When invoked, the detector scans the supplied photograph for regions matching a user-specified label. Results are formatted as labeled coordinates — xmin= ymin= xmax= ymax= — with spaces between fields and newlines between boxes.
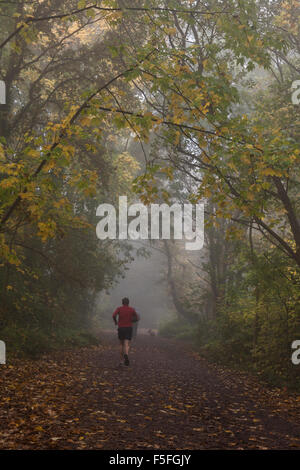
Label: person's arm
xmin=133 ymin=309 xmax=140 ymax=322
xmin=112 ymin=308 xmax=119 ymax=326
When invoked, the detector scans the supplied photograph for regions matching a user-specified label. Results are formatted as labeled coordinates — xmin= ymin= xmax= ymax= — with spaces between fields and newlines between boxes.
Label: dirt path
xmin=0 ymin=333 xmax=300 ymax=450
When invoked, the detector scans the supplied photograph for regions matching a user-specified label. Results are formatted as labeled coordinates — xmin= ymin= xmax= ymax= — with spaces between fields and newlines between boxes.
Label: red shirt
xmin=113 ymin=306 xmax=138 ymax=327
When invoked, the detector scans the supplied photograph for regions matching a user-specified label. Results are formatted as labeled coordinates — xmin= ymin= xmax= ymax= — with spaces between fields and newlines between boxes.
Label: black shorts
xmin=118 ymin=327 xmax=133 ymax=341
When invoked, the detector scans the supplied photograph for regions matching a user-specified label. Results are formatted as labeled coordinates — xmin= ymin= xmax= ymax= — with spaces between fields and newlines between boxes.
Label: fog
xmin=96 ymin=242 xmax=175 ymax=330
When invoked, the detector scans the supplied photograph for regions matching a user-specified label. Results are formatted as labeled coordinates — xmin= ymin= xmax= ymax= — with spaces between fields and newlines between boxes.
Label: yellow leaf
xmin=35 ymin=426 xmax=44 ymax=432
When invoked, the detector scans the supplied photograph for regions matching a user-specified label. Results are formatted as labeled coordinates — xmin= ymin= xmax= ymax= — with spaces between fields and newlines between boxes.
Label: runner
xmin=112 ymin=297 xmax=139 ymax=366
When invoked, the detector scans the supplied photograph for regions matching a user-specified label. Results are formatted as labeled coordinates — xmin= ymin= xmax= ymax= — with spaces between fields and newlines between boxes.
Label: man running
xmin=112 ymin=297 xmax=139 ymax=366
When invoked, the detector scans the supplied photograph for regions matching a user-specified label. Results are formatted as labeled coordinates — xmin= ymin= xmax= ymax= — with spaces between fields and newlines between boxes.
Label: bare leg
xmin=124 ymin=339 xmax=130 ymax=356
xmin=119 ymin=340 xmax=124 ymax=360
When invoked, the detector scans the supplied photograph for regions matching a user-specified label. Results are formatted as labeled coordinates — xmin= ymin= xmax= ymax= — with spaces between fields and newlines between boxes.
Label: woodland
xmin=0 ymin=0 xmax=299 ymax=390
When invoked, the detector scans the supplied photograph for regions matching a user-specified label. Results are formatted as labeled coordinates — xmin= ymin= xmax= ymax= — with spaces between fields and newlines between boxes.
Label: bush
xmin=159 ymin=317 xmax=196 ymax=341
xmin=0 ymin=326 xmax=52 ymax=358
xmin=0 ymin=325 xmax=100 ymax=359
